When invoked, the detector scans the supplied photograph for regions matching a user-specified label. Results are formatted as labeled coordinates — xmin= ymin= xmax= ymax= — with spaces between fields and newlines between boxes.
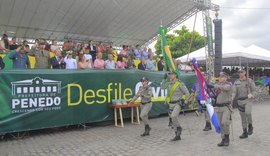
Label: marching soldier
xmin=208 ymin=72 xmax=232 ymax=147
xmin=162 ymin=71 xmax=190 ymax=141
xmin=130 ymin=77 xmax=153 ymax=137
xmin=232 ymin=69 xmax=256 ymax=139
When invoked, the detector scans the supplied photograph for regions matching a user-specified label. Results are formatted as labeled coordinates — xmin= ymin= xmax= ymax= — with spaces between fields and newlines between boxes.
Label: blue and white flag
xmin=191 ymin=58 xmax=221 ymax=134
xmin=205 ymin=99 xmax=221 ymax=133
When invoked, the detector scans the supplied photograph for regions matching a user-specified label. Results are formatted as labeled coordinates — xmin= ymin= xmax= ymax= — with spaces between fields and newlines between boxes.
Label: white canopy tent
xmin=177 ymin=44 xmax=270 ymax=67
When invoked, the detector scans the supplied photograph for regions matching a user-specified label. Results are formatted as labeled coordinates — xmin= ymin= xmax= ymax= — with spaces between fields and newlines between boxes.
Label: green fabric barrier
xmin=0 ymin=69 xmax=196 ymax=134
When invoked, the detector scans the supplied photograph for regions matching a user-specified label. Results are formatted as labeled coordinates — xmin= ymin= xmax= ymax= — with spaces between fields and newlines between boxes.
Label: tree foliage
xmin=155 ymin=26 xmax=205 ymax=58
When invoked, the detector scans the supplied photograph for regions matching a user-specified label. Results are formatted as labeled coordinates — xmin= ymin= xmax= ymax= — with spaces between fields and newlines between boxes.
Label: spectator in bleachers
xmin=62 ymin=40 xmax=71 ymax=53
xmin=141 ymin=47 xmax=148 ymax=60
xmin=24 ymin=44 xmax=30 ymax=54
xmin=111 ymin=47 xmax=118 ymax=62
xmin=127 ymin=45 xmax=134 ymax=56
xmin=9 ymin=46 xmax=30 ymax=69
xmin=28 ymin=39 xmax=51 ymax=69
xmin=116 ymin=55 xmax=126 ymax=69
xmin=64 ymin=51 xmax=77 ymax=69
xmin=50 ymin=49 xmax=65 ymax=69
xmin=77 ymin=53 xmax=90 ymax=69
xmin=0 ymin=34 xmax=10 ymax=54
xmin=138 ymin=57 xmax=147 ymax=70
xmin=50 ymin=40 xmax=59 ymax=53
xmin=105 ymin=54 xmax=115 ymax=69
xmin=157 ymin=56 xmax=164 ymax=71
xmin=96 ymin=42 xmax=104 ymax=53
xmin=146 ymin=53 xmax=156 ymax=71
xmin=82 ymin=48 xmax=93 ymax=69
xmin=75 ymin=43 xmax=83 ymax=56
xmin=31 ymin=39 xmax=39 ymax=51
xmin=133 ymin=45 xmax=141 ymax=60
xmin=94 ymin=52 xmax=105 ymax=69
xmin=22 ymin=40 xmax=28 ymax=46
xmin=126 ymin=54 xmax=134 ymax=69
xmin=119 ymin=45 xmax=127 ymax=57
xmin=88 ymin=40 xmax=97 ymax=62
xmin=103 ymin=45 xmax=111 ymax=60
xmin=9 ymin=37 xmax=18 ymax=50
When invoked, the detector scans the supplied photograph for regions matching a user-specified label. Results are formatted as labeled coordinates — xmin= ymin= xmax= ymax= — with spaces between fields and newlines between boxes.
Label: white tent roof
xmin=177 ymin=44 xmax=270 ymax=66
xmin=0 ymin=0 xmax=211 ymax=46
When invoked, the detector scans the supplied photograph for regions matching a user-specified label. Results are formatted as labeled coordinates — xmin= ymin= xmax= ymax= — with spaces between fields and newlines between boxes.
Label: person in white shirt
xmin=105 ymin=54 xmax=116 ymax=69
xmin=82 ymin=48 xmax=93 ymax=69
xmin=64 ymin=51 xmax=77 ymax=69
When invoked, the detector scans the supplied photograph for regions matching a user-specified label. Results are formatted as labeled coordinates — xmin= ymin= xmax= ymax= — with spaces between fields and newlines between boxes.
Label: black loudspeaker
xmin=213 ymin=19 xmax=222 ymax=77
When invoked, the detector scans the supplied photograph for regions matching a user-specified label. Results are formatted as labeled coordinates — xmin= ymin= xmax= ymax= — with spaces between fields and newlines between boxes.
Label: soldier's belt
xmin=237 ymin=105 xmax=245 ymax=112
xmin=141 ymin=101 xmax=151 ymax=105
xmin=238 ymin=97 xmax=248 ymax=100
xmin=215 ymin=102 xmax=230 ymax=107
xmin=169 ymin=100 xmax=180 ymax=104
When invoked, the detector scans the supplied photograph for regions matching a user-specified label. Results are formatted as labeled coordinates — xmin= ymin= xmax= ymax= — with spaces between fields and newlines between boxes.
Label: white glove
xmin=200 ymin=100 xmax=206 ymax=105
xmin=248 ymin=94 xmax=254 ymax=99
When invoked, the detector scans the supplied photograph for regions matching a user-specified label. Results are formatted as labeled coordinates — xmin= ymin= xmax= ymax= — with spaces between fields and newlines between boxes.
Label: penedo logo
xmin=11 ymin=77 xmax=62 ymax=114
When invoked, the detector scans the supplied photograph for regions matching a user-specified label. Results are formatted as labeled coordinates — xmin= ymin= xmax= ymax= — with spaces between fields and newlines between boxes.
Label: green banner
xmin=0 ymin=70 xmax=196 ymax=134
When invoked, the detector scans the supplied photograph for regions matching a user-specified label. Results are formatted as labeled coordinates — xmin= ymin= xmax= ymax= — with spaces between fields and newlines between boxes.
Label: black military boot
xmin=217 ymin=135 xmax=230 ymax=147
xmin=217 ymin=139 xmax=225 ymax=147
xmin=223 ymin=135 xmax=230 ymax=146
xmin=203 ymin=122 xmax=212 ymax=131
xmin=141 ymin=125 xmax=151 ymax=137
xmin=248 ymin=124 xmax=253 ymax=135
xmin=171 ymin=127 xmax=182 ymax=141
xmin=239 ymin=128 xmax=248 ymax=139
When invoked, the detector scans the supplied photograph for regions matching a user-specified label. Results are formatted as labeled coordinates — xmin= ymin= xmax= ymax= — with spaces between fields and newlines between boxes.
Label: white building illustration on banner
xmin=11 ymin=77 xmax=61 ymax=96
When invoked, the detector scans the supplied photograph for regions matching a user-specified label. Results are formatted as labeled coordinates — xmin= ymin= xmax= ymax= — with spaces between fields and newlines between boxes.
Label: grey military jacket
xmin=161 ymin=79 xmax=190 ymax=104
xmin=132 ymin=85 xmax=152 ymax=104
xmin=232 ymin=78 xmax=256 ymax=100
xmin=213 ymin=81 xmax=232 ymax=104
xmin=29 ymin=49 xmax=51 ymax=69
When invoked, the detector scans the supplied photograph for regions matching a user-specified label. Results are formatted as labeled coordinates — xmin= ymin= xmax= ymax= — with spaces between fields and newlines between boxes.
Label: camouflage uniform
xmin=213 ymin=80 xmax=232 ymax=146
xmin=162 ymin=79 xmax=190 ymax=141
xmin=30 ymin=49 xmax=51 ymax=69
xmin=232 ymin=77 xmax=256 ymax=138
xmin=132 ymin=85 xmax=153 ymax=126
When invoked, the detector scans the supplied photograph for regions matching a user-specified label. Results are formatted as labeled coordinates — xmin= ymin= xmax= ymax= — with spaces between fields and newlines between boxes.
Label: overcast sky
xmin=150 ymin=0 xmax=270 ymax=51
xmin=213 ymin=0 xmax=270 ymax=50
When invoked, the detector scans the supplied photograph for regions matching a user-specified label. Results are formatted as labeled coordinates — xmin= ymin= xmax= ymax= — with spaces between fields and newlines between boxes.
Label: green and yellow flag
xmin=158 ymin=26 xmax=180 ymax=76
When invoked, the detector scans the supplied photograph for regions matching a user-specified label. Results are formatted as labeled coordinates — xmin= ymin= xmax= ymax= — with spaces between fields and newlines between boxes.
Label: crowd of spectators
xmin=223 ymin=67 xmax=270 ymax=79
xmin=0 ymin=34 xmax=166 ymax=71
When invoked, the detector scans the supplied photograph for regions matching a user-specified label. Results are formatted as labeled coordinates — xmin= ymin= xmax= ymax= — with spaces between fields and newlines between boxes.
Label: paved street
xmin=1 ymin=99 xmax=270 ymax=156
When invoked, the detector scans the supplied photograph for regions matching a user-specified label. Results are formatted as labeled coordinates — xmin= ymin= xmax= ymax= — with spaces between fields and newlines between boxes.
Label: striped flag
xmin=158 ymin=26 xmax=180 ymax=76
xmin=191 ymin=58 xmax=221 ymax=133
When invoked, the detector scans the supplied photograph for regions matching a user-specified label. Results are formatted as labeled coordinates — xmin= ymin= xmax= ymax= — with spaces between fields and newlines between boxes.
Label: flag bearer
xmin=130 ymin=77 xmax=153 ymax=137
xmin=208 ymin=72 xmax=232 ymax=146
xmin=162 ymin=71 xmax=190 ymax=141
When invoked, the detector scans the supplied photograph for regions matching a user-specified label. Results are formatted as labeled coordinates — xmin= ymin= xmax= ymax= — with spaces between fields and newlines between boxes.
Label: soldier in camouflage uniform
xmin=162 ymin=71 xmax=190 ymax=141
xmin=29 ymin=39 xmax=51 ymax=69
xmin=208 ymin=72 xmax=232 ymax=146
xmin=232 ymin=69 xmax=256 ymax=139
xmin=130 ymin=77 xmax=153 ymax=136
